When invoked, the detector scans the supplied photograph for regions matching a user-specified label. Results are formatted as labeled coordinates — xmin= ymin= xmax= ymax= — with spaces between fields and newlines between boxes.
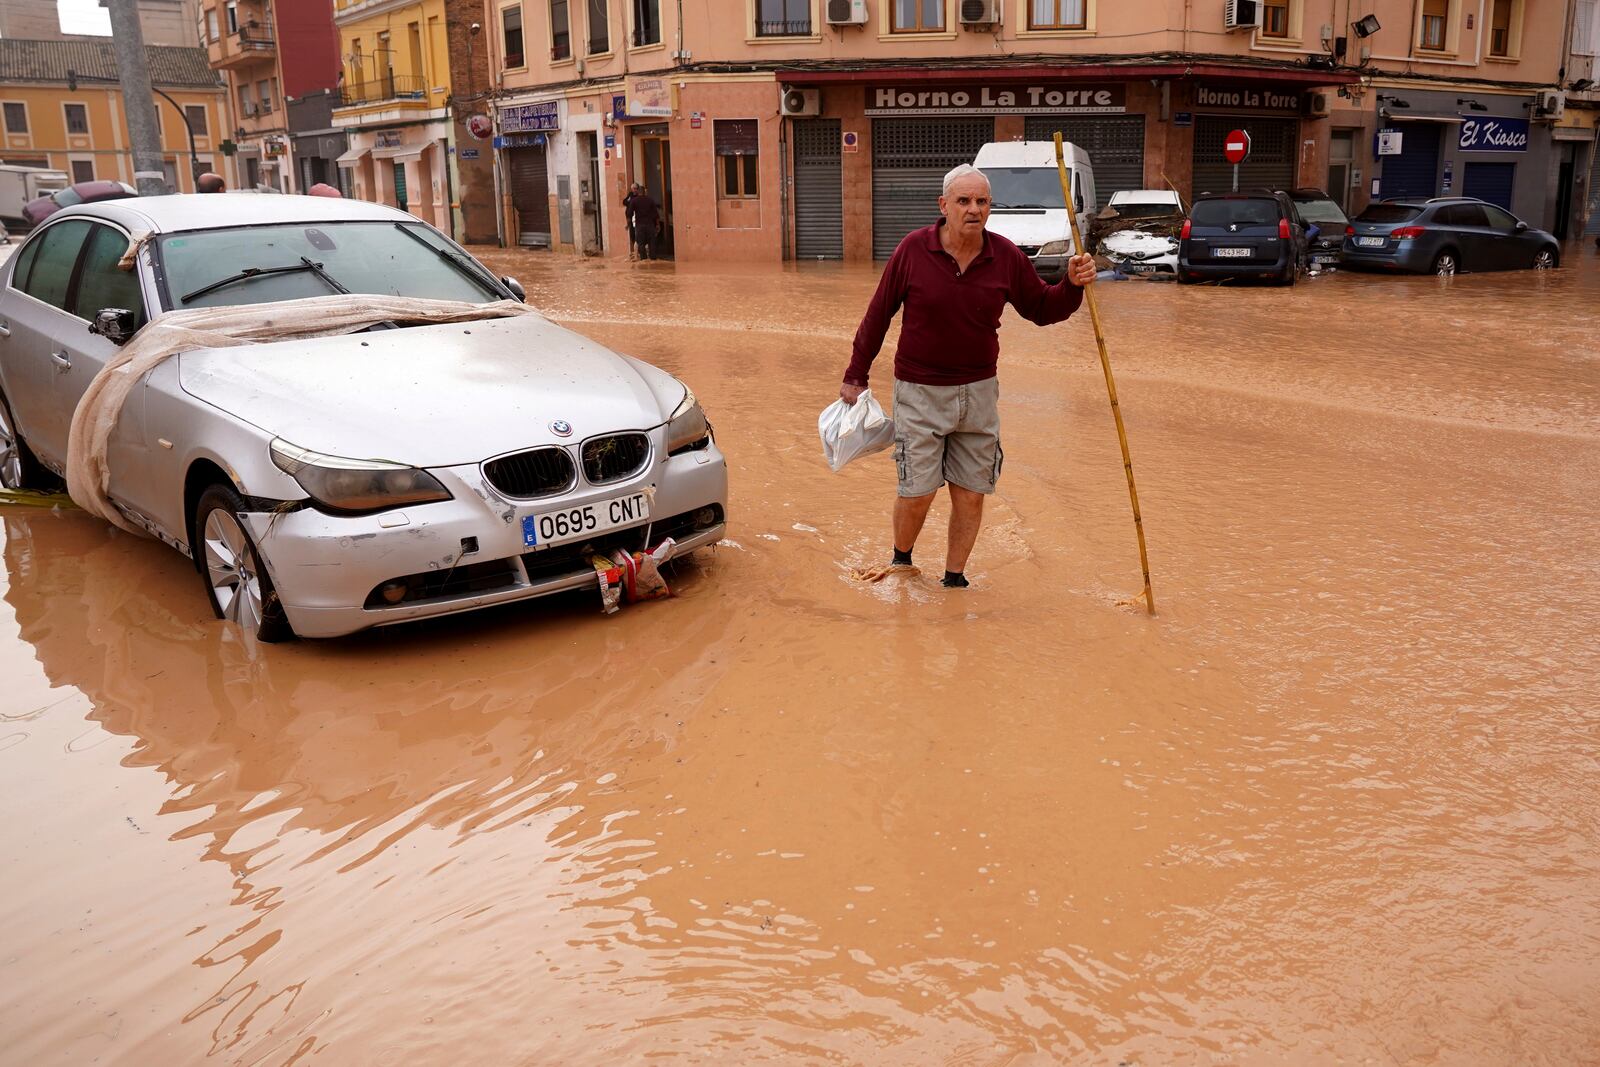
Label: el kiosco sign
xmin=1459 ymin=116 xmax=1529 ymax=152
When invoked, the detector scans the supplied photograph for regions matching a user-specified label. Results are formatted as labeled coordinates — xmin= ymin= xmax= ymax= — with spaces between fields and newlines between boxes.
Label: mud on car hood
xmin=178 ymin=313 xmax=679 ymax=467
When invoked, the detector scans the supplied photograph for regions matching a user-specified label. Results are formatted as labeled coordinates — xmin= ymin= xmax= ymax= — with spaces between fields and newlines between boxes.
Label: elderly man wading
xmin=840 ymin=163 xmax=1095 ymax=588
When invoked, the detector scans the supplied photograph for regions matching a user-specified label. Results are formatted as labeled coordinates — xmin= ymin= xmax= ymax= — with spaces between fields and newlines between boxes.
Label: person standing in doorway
xmin=629 ymin=185 xmax=662 ymax=261
xmin=839 ymin=163 xmax=1095 ymax=588
xmin=622 ymin=182 xmax=641 ymax=259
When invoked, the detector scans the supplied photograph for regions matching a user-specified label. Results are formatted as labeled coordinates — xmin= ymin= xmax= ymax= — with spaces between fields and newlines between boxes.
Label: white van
xmin=0 ymin=165 xmax=70 ymax=228
xmin=973 ymin=141 xmax=1097 ymax=281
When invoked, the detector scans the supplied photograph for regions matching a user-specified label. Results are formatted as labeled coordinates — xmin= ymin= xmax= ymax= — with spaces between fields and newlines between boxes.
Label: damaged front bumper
xmin=247 ymin=439 xmax=728 ymax=638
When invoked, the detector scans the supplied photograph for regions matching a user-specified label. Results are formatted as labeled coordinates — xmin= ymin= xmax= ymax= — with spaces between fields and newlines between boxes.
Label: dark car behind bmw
xmin=1340 ymin=197 xmax=1559 ymax=276
xmin=1178 ymin=192 xmax=1307 ymax=285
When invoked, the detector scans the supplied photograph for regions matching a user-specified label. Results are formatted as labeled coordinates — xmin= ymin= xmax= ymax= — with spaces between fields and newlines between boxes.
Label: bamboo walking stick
xmin=1053 ymin=133 xmax=1155 ymax=615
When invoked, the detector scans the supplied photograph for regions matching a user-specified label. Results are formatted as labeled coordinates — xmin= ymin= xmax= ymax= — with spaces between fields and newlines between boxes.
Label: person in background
xmin=629 ymin=186 xmax=662 ymax=261
xmin=196 ymin=172 xmax=226 ymax=193
xmin=307 ymin=183 xmax=343 ymax=198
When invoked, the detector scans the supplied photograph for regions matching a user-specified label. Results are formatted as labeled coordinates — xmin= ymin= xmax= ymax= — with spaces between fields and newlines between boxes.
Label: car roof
xmin=1193 ymin=192 xmax=1282 ymax=200
xmin=1109 ymin=189 xmax=1181 ymax=204
xmin=51 ymin=193 xmax=415 ymax=234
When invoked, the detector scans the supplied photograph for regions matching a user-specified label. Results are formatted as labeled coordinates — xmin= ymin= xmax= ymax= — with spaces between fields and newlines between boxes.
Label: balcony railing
xmin=338 ymin=74 xmax=429 ymax=107
xmin=756 ymin=19 xmax=812 ymax=35
xmin=235 ymin=23 xmax=276 ymax=50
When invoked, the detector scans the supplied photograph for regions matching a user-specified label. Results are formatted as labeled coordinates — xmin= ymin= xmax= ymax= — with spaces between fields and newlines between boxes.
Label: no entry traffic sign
xmin=1223 ymin=129 xmax=1252 ymax=165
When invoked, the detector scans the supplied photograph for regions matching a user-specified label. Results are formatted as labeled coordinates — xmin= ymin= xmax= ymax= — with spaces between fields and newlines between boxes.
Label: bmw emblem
xmin=550 ymin=420 xmax=573 ymax=438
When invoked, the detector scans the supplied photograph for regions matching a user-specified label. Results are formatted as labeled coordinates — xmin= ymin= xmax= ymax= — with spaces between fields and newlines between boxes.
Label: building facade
xmin=0 ymin=38 xmax=227 ymax=193
xmin=482 ymin=0 xmax=1588 ymax=264
xmin=331 ymin=0 xmax=455 ymax=231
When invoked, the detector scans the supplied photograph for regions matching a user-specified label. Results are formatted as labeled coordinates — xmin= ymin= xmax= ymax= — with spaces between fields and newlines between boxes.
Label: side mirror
xmin=1514 ymin=220 xmax=1528 ymax=233
xmin=501 ymin=275 xmax=526 ymax=302
xmin=88 ymin=308 xmax=138 ymax=346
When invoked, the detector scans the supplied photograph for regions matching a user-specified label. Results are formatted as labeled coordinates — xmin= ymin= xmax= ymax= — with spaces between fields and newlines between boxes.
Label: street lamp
xmin=1352 ymin=14 xmax=1381 ymax=37
xmin=69 ymin=68 xmax=203 ymax=184
xmin=1456 ymin=97 xmax=1489 ymax=111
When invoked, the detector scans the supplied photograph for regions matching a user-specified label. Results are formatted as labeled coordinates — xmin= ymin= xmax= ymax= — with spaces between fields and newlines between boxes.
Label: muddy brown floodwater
xmin=3 ymin=246 xmax=1598 ymax=1066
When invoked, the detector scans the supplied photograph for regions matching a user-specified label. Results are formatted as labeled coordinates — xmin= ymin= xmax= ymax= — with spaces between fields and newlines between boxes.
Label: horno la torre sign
xmin=865 ymin=84 xmax=1126 ymax=116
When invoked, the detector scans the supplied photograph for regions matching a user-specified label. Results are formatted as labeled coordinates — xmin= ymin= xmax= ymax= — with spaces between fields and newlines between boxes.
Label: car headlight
xmin=665 ymin=384 xmax=711 ymax=455
xmin=269 ymin=439 xmax=452 ymax=514
xmin=1040 ymin=240 xmax=1075 ymax=256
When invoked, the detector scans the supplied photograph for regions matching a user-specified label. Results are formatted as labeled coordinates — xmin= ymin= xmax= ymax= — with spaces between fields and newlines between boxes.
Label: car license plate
xmin=1355 ymin=236 xmax=1385 ymax=248
xmin=1312 ymin=253 xmax=1338 ymax=265
xmin=1214 ymin=247 xmax=1251 ymax=258
xmin=1123 ymin=263 xmax=1156 ymax=273
xmin=522 ymin=492 xmax=651 ymax=548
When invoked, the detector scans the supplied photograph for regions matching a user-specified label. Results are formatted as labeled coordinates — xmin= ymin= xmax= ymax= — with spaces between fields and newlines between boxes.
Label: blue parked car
xmin=1340 ymin=197 xmax=1559 ymax=276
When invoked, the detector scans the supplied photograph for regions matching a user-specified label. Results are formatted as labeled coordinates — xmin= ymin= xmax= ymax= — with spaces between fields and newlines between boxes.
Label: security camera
xmin=470 ymin=22 xmax=481 ymax=33
xmin=1352 ymin=14 xmax=1380 ymax=37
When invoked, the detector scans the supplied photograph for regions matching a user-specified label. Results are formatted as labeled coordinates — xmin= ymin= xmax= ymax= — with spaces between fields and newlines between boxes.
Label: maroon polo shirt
xmin=843 ymin=220 xmax=1083 ymax=388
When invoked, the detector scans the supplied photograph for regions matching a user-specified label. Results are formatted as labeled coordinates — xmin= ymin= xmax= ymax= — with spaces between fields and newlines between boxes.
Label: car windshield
xmin=1356 ymin=204 xmax=1423 ymax=223
xmin=979 ymin=168 xmax=1066 ymax=209
xmin=1108 ymin=200 xmax=1180 ymax=220
xmin=156 ymin=221 xmax=504 ymax=310
xmin=1292 ymin=197 xmax=1347 ymax=226
xmin=1190 ymin=199 xmax=1279 ymax=227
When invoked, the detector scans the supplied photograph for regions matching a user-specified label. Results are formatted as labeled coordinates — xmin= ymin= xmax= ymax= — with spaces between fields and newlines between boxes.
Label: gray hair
xmin=942 ymin=163 xmax=990 ymax=197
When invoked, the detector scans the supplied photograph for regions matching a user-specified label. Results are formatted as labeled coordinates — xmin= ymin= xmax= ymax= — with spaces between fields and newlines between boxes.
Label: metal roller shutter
xmin=508 ymin=146 xmax=551 ymax=247
xmin=871 ymin=117 xmax=994 ymax=260
xmin=1024 ymin=115 xmax=1146 ymax=199
xmin=1192 ymin=116 xmax=1298 ymax=198
xmin=1586 ymin=143 xmax=1600 ymax=237
xmin=1378 ymin=123 xmax=1441 ymax=201
xmin=793 ymin=118 xmax=843 ymax=260
xmin=1462 ymin=161 xmax=1515 ymax=210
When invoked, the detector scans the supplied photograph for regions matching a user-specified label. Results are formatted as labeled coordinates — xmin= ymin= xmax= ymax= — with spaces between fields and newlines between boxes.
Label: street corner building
xmin=472 ymin=0 xmax=1599 ymax=265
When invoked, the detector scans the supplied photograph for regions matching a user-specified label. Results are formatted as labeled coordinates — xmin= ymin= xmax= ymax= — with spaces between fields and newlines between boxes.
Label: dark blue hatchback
xmin=1340 ymin=198 xmax=1559 ymax=276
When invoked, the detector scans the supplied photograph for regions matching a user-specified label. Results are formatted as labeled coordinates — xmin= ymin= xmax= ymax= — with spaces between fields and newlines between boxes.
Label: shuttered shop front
xmin=794 ymin=118 xmax=843 ymax=260
xmin=870 ymin=117 xmax=994 ymax=259
xmin=507 ymin=144 xmax=551 ymax=247
xmin=1192 ymin=115 xmax=1298 ymax=198
xmin=1024 ymin=115 xmax=1145 ymax=199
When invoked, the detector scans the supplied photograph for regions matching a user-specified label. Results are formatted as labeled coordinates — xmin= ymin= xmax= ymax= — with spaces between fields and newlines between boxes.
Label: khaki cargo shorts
xmin=891 ymin=377 xmax=1003 ymax=498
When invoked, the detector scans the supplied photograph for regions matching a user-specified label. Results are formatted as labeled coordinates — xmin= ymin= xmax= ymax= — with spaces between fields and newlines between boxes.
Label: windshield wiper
xmin=180 ymin=256 xmax=350 ymax=305
xmin=394 ymin=223 xmax=500 ymax=297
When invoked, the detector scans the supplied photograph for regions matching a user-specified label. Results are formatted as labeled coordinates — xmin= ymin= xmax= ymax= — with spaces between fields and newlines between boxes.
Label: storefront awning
xmin=1386 ymin=112 xmax=1467 ymax=124
xmin=775 ymin=62 xmax=1359 ymax=88
xmin=371 ymin=144 xmax=425 ymax=161
xmin=335 ymin=147 xmax=367 ymax=168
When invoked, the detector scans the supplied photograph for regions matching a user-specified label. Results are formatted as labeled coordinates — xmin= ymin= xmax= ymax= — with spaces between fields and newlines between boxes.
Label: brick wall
xmin=443 ymin=0 xmax=499 ymax=244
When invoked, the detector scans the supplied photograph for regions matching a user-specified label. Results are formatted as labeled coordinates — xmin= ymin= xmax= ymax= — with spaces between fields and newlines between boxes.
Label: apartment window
xmin=258 ymin=79 xmax=273 ymax=112
xmin=757 ymin=0 xmax=810 ymax=35
xmin=185 ymin=104 xmax=209 ymax=136
xmin=1029 ymin=0 xmax=1084 ymax=30
xmin=587 ymin=0 xmax=609 ymax=53
xmin=893 ymin=0 xmax=943 ymax=32
xmin=502 ymin=5 xmax=524 ymax=66
xmin=632 ymin=0 xmax=660 ymax=44
xmin=551 ymin=0 xmax=571 ymax=58
xmin=715 ymin=120 xmax=759 ymax=198
xmin=1261 ymin=0 xmax=1288 ymax=37
xmin=65 ymin=103 xmax=89 ymax=134
xmin=226 ymin=1 xmax=238 ymax=32
xmin=1488 ymin=0 xmax=1511 ymax=55
xmin=1420 ymin=0 xmax=1448 ymax=49
xmin=71 ymin=159 xmax=95 ymax=183
xmin=2 ymin=102 xmax=27 ymax=134
xmin=206 ymin=9 xmax=219 ymax=39
xmin=238 ymin=84 xmax=253 ymax=117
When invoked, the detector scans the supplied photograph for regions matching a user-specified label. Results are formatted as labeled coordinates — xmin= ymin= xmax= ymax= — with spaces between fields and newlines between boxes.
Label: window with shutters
xmin=1574 ymin=0 xmax=1598 ymax=56
xmin=65 ymin=103 xmax=89 ymax=134
xmin=501 ymin=5 xmax=524 ymax=67
xmin=1261 ymin=0 xmax=1289 ymax=37
xmin=2 ymin=102 xmax=27 ymax=134
xmin=632 ymin=0 xmax=661 ymax=45
xmin=186 ymin=104 xmax=209 ymax=136
xmin=70 ymin=159 xmax=95 ymax=183
xmin=550 ymin=0 xmax=571 ymax=60
xmin=1418 ymin=0 xmax=1451 ymax=51
xmin=892 ymin=0 xmax=944 ymax=32
xmin=587 ymin=0 xmax=609 ymax=53
xmin=715 ymin=120 xmax=760 ymax=199
xmin=1029 ymin=0 xmax=1084 ymax=30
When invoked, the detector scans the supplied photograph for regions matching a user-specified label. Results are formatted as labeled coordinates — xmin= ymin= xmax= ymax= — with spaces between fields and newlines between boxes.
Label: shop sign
xmin=1195 ymin=84 xmax=1304 ymax=112
xmin=466 ymin=113 xmax=493 ymax=140
xmin=460 ymin=148 xmax=480 ymax=159
xmin=1458 ymin=115 xmax=1528 ymax=152
xmin=612 ymin=94 xmax=627 ymax=120
xmin=1376 ymin=129 xmax=1403 ymax=155
xmin=263 ymin=136 xmax=286 ymax=158
xmin=1174 ymin=111 xmax=1193 ymax=127
xmin=495 ymin=132 xmax=547 ymax=149
xmin=502 ymin=101 xmax=560 ymax=133
xmin=842 ymin=130 xmax=859 ymax=153
xmin=627 ymin=76 xmax=673 ymax=118
xmin=376 ymin=130 xmax=403 ymax=148
xmin=865 ymin=84 xmax=1126 ymax=115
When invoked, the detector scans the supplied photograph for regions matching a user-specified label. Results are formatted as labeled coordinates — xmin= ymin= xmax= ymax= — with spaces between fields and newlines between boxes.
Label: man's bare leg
xmin=944 ymin=484 xmax=985 ymax=581
xmin=893 ymin=491 xmax=937 ymax=555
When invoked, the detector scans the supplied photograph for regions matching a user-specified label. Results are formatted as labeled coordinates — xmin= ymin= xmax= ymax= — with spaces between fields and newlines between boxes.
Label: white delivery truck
xmin=0 ymin=164 xmax=70 ymax=229
xmin=972 ymin=141 xmax=1097 ymax=281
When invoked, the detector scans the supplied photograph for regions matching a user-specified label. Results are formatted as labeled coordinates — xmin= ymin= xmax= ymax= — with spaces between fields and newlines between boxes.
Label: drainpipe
xmin=779 ymin=119 xmax=790 ymax=261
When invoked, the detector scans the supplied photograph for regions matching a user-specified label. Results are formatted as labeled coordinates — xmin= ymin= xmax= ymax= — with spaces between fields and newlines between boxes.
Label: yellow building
xmin=0 ymin=38 xmax=229 ymax=195
xmin=332 ymin=0 xmax=452 ymax=230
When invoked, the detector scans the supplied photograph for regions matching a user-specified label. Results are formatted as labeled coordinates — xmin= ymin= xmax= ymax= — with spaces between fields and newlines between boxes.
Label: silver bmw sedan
xmin=0 ymin=195 xmax=728 ymax=640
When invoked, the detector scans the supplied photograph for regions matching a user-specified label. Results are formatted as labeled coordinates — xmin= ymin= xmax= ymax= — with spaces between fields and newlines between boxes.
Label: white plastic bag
xmin=818 ymin=389 xmax=896 ymax=473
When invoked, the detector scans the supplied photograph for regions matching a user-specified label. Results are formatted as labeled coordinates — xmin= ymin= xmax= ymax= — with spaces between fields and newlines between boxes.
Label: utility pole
xmin=102 ymin=0 xmax=167 ymax=196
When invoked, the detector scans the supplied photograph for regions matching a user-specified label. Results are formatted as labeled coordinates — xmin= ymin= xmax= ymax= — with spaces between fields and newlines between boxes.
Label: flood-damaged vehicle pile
xmin=0 ymin=196 xmax=728 ymax=640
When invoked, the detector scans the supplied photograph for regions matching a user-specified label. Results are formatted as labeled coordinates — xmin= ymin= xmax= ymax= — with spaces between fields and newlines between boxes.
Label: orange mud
xmin=1 ymin=246 xmax=1597 ymax=1065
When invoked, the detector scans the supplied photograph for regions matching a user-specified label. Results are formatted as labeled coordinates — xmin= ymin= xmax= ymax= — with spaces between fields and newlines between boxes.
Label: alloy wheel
xmin=0 ymin=403 xmax=21 ymax=490
xmin=1434 ymin=254 xmax=1457 ymax=277
xmin=1534 ymin=250 xmax=1555 ymax=270
xmin=203 ymin=508 xmax=263 ymax=632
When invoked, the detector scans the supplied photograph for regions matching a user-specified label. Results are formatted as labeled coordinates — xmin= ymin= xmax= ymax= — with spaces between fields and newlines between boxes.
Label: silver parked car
xmin=0 ymin=195 xmax=728 ymax=640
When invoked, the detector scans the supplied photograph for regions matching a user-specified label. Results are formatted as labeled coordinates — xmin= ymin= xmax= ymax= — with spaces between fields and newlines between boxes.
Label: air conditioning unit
xmin=826 ymin=0 xmax=868 ymax=26
xmin=959 ymin=0 xmax=1000 ymax=26
xmin=1303 ymin=91 xmax=1330 ymax=118
xmin=1534 ymin=89 xmax=1565 ymax=120
xmin=1223 ymin=0 xmax=1261 ymax=31
xmin=781 ymin=88 xmax=821 ymax=116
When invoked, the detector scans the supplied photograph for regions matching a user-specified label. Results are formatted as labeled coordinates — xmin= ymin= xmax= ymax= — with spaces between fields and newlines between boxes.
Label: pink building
xmin=486 ymin=0 xmax=1591 ymax=263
